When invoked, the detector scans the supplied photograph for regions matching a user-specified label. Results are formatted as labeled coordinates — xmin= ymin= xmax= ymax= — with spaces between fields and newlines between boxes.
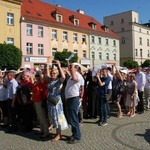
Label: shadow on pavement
xmin=135 ymin=129 xmax=150 ymax=144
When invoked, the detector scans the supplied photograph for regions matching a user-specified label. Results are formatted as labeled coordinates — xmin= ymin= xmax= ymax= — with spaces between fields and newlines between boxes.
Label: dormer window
xmin=69 ymin=15 xmax=79 ymax=26
xmin=89 ymin=22 xmax=96 ymax=30
xmin=74 ymin=19 xmax=79 ymax=26
xmin=101 ymin=25 xmax=109 ymax=32
xmin=57 ymin=14 xmax=62 ymax=22
xmin=37 ymin=13 xmax=42 ymax=17
xmin=26 ymin=11 xmax=31 ymax=14
xmin=51 ymin=9 xmax=63 ymax=22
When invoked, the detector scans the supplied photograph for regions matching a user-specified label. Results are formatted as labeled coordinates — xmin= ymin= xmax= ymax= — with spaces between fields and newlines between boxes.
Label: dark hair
xmin=107 ymin=67 xmax=112 ymax=71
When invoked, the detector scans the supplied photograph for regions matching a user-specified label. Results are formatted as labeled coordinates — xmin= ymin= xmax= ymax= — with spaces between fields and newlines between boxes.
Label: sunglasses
xmin=35 ymin=75 xmax=40 ymax=77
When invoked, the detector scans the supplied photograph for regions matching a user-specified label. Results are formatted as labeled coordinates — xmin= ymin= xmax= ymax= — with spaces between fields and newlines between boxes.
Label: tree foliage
xmin=0 ymin=43 xmax=22 ymax=70
xmin=141 ymin=59 xmax=150 ymax=67
xmin=123 ymin=59 xmax=138 ymax=69
xmin=54 ymin=50 xmax=78 ymax=67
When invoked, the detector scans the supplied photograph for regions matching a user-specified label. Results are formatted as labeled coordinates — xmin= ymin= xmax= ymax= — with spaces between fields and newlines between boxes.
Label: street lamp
xmin=140 ymin=49 xmax=143 ymax=65
xmin=92 ymin=58 xmax=95 ymax=67
xmin=140 ymin=56 xmax=142 ymax=65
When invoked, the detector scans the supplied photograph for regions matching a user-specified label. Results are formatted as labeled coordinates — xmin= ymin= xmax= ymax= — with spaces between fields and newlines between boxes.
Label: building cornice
xmin=131 ymin=22 xmax=150 ymax=30
xmin=2 ymin=0 xmax=22 ymax=5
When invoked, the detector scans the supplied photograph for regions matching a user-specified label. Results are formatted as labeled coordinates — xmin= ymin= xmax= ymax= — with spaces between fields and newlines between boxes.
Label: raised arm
xmin=114 ymin=65 xmax=123 ymax=81
xmin=55 ymin=60 xmax=65 ymax=82
xmin=69 ymin=64 xmax=78 ymax=82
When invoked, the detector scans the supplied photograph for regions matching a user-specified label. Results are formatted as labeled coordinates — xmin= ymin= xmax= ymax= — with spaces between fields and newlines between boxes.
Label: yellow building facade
xmin=0 ymin=0 xmax=21 ymax=48
xmin=49 ymin=27 xmax=90 ymax=66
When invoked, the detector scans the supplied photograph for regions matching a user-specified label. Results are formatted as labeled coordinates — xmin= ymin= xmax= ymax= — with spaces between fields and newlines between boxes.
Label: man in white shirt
xmin=65 ymin=64 xmax=82 ymax=144
xmin=5 ymin=71 xmax=18 ymax=132
xmin=135 ymin=66 xmax=146 ymax=114
xmin=144 ymin=67 xmax=150 ymax=109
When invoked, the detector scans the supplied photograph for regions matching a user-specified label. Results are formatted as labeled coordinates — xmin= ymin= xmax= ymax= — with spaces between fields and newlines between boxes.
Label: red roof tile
xmin=21 ymin=0 xmax=119 ymax=39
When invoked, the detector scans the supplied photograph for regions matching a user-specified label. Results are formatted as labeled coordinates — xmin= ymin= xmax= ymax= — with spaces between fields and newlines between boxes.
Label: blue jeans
xmin=67 ymin=96 xmax=81 ymax=140
xmin=98 ymin=97 xmax=108 ymax=123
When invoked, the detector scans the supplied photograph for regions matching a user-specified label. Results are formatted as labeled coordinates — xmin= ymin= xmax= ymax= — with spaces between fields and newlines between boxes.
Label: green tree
xmin=0 ymin=43 xmax=22 ymax=70
xmin=123 ymin=59 xmax=138 ymax=69
xmin=54 ymin=50 xmax=78 ymax=67
xmin=142 ymin=59 xmax=150 ymax=67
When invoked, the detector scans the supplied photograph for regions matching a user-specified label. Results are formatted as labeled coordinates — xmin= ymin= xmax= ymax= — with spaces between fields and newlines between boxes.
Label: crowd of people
xmin=0 ymin=60 xmax=149 ymax=144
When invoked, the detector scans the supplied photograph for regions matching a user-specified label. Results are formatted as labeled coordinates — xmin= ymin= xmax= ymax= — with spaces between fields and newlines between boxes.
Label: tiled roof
xmin=21 ymin=0 xmax=119 ymax=39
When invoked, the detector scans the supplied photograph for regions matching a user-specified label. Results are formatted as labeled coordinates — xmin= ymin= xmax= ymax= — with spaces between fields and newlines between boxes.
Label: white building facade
xmin=104 ymin=10 xmax=150 ymax=65
xmin=89 ymin=34 xmax=120 ymax=67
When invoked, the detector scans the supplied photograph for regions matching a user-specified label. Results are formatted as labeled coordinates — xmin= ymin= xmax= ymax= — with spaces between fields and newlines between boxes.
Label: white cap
xmin=120 ymin=69 xmax=128 ymax=74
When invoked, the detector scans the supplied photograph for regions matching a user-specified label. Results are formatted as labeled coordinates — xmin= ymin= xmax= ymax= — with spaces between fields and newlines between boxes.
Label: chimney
xmin=56 ymin=4 xmax=61 ymax=7
xmin=77 ymin=9 xmax=84 ymax=14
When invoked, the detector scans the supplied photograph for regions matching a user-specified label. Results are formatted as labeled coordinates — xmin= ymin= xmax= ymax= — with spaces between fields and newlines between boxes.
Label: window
xmin=74 ymin=50 xmax=78 ymax=55
xmin=134 ymin=18 xmax=136 ymax=22
xmin=99 ymin=52 xmax=102 ymax=60
xmin=7 ymin=38 xmax=14 ymax=45
xmin=74 ymin=19 xmax=79 ymax=26
xmin=110 ymin=21 xmax=114 ymax=25
xmin=147 ymin=31 xmax=149 ymax=35
xmin=38 ymin=44 xmax=43 ymax=55
xmin=52 ymin=30 xmax=57 ymax=39
xmin=121 ymin=18 xmax=124 ymax=23
xmin=106 ymin=39 xmax=109 ymax=45
xmin=91 ymin=36 xmax=95 ymax=43
xmin=135 ymin=49 xmax=138 ymax=56
xmin=92 ymin=52 xmax=95 ymax=59
xmin=38 ymin=26 xmax=43 ymax=37
xmin=113 ymin=40 xmax=116 ymax=46
xmin=82 ymin=35 xmax=86 ymax=43
xmin=139 ymin=37 xmax=142 ymax=45
xmin=52 ymin=48 xmax=57 ymax=57
xmin=37 ymin=13 xmax=42 ymax=17
xmin=73 ymin=33 xmax=78 ymax=42
xmin=147 ymin=39 xmax=149 ymax=46
xmin=26 ymin=24 xmax=32 ymax=36
xmin=26 ymin=43 xmax=33 ymax=54
xmin=57 ymin=15 xmax=62 ymax=22
xmin=122 ymin=37 xmax=125 ymax=44
xmin=114 ymin=54 xmax=116 ymax=61
xmin=7 ymin=13 xmax=14 ymax=25
xmin=63 ymin=31 xmax=68 ymax=40
xmin=106 ymin=53 xmax=109 ymax=60
xmin=121 ymin=28 xmax=124 ymax=32
xmin=148 ymin=50 xmax=150 ymax=57
xmin=139 ymin=28 xmax=141 ymax=33
xmin=26 ymin=11 xmax=31 ymax=14
xmin=98 ymin=37 xmax=101 ymax=44
xmin=83 ymin=50 xmax=86 ymax=58
xmin=140 ymin=49 xmax=142 ymax=57
xmin=92 ymin=24 xmax=96 ymax=30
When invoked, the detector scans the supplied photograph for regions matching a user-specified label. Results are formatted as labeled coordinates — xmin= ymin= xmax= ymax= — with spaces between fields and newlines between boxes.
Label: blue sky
xmin=43 ymin=0 xmax=150 ymax=24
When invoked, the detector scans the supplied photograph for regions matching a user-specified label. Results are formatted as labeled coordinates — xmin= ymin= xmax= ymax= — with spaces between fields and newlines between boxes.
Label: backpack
xmin=17 ymin=85 xmax=31 ymax=105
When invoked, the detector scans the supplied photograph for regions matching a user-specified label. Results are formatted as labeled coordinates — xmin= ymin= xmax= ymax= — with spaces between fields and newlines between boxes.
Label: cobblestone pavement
xmin=0 ymin=104 xmax=150 ymax=150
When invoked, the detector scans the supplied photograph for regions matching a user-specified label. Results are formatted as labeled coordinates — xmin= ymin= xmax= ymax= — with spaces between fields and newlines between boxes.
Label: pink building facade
xmin=21 ymin=21 xmax=50 ymax=68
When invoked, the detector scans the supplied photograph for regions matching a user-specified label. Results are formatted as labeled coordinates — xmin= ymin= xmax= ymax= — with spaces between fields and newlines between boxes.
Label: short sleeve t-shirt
xmin=65 ymin=72 xmax=82 ymax=99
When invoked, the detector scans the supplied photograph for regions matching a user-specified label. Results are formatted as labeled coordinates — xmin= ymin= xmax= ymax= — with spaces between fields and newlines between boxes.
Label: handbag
xmin=41 ymin=100 xmax=47 ymax=109
xmin=47 ymin=94 xmax=60 ymax=106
